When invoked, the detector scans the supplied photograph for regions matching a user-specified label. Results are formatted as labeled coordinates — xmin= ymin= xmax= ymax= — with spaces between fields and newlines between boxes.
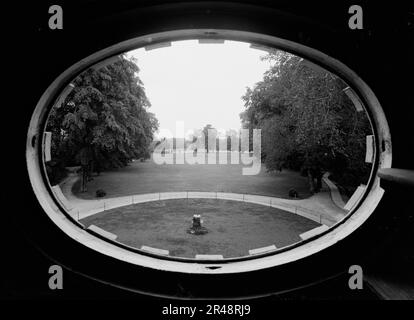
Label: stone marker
xmin=187 ymin=214 xmax=208 ymax=235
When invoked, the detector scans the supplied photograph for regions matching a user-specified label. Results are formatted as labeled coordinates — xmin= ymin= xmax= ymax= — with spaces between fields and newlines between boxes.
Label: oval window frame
xmin=26 ymin=29 xmax=392 ymax=274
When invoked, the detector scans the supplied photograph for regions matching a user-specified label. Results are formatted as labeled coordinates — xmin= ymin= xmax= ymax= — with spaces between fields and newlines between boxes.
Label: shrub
xmin=96 ymin=189 xmax=106 ymax=198
xmin=45 ymin=161 xmax=67 ymax=186
xmin=288 ymin=188 xmax=299 ymax=198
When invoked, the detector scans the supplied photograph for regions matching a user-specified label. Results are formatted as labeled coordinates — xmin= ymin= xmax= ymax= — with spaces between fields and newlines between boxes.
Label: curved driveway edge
xmin=55 ymin=175 xmax=348 ymax=227
xmin=322 ymin=172 xmax=347 ymax=209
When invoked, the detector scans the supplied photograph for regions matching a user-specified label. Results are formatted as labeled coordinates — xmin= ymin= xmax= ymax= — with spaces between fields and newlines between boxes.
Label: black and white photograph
xmin=2 ymin=0 xmax=413 ymax=308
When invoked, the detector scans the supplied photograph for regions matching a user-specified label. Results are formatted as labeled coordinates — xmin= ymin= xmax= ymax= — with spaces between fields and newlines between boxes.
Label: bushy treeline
xmin=46 ymin=55 xmax=158 ymax=186
xmin=241 ymin=51 xmax=372 ymax=195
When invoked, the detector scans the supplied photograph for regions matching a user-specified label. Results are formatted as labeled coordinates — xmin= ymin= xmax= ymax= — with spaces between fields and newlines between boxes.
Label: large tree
xmin=241 ymin=51 xmax=371 ymax=194
xmin=46 ymin=54 xmax=158 ymax=188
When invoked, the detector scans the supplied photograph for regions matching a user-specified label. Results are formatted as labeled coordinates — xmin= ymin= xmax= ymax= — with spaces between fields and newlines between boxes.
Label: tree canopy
xmin=46 ymin=54 xmax=158 ymax=185
xmin=241 ymin=51 xmax=372 ymax=194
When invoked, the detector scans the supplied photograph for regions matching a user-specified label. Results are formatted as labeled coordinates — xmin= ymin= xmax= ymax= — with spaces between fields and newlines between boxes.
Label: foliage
xmin=95 ymin=189 xmax=106 ymax=198
xmin=46 ymin=54 xmax=158 ymax=184
xmin=241 ymin=51 xmax=372 ymax=193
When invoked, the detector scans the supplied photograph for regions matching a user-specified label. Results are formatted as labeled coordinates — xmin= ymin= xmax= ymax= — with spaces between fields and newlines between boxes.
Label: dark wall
xmin=4 ymin=0 xmax=412 ymax=302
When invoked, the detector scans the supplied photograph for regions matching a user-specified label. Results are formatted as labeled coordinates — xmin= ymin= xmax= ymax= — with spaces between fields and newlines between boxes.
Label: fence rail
xmin=62 ymin=191 xmax=341 ymax=227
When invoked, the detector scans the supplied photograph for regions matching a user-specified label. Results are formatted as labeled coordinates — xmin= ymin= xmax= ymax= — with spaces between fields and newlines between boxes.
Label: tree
xmin=46 ymin=54 xmax=159 ymax=188
xmin=241 ymin=51 xmax=371 ymax=194
xmin=202 ymin=124 xmax=217 ymax=153
xmin=226 ymin=129 xmax=239 ymax=151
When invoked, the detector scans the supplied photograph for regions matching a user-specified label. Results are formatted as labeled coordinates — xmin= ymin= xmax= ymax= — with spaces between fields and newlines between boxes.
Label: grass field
xmin=74 ymin=156 xmax=311 ymax=200
xmin=80 ymin=198 xmax=319 ymax=258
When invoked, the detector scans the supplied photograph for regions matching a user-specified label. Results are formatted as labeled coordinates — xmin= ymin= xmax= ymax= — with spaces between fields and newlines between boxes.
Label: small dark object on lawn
xmin=187 ymin=214 xmax=208 ymax=235
xmin=96 ymin=189 xmax=106 ymax=197
xmin=289 ymin=188 xmax=299 ymax=198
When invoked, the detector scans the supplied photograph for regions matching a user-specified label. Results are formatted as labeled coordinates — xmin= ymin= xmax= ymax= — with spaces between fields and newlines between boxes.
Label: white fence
xmin=62 ymin=190 xmax=340 ymax=226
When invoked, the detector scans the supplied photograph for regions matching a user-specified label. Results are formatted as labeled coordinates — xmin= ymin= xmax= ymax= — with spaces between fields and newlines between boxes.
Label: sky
xmin=127 ymin=40 xmax=272 ymax=139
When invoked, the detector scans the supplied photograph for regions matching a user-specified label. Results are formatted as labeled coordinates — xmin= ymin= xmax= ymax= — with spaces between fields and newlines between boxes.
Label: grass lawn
xmin=80 ymin=198 xmax=320 ymax=258
xmin=74 ymin=156 xmax=311 ymax=200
